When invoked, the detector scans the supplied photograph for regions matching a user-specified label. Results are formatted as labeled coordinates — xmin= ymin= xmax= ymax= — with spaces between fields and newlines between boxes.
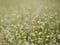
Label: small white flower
xmin=56 ymin=30 xmax=59 ymax=33
xmin=20 ymin=30 xmax=23 ymax=33
xmin=31 ymin=43 xmax=35 ymax=45
xmin=19 ymin=41 xmax=21 ymax=43
xmin=35 ymin=38 xmax=37 ymax=40
xmin=25 ymin=17 xmax=28 ymax=21
xmin=38 ymin=32 xmax=42 ymax=35
xmin=44 ymin=6 xmax=48 ymax=9
xmin=28 ymin=37 xmax=31 ymax=39
xmin=37 ymin=21 xmax=40 ymax=24
xmin=46 ymin=35 xmax=50 ymax=38
xmin=45 ymin=44 xmax=48 ymax=45
xmin=25 ymin=41 xmax=29 ymax=45
xmin=0 ymin=43 xmax=2 ymax=45
xmin=32 ymin=26 xmax=36 ymax=28
xmin=16 ymin=31 xmax=18 ymax=36
xmin=57 ymin=20 xmax=60 ymax=23
xmin=38 ymin=40 xmax=40 ymax=43
xmin=20 ymin=25 xmax=24 ymax=29
xmin=46 ymin=38 xmax=48 ymax=41
xmin=17 ymin=24 xmax=20 ymax=26
xmin=35 ymin=31 xmax=38 ymax=33
xmin=38 ymin=37 xmax=42 ymax=41
xmin=30 ymin=33 xmax=36 ymax=36
xmin=57 ymin=34 xmax=60 ymax=39
xmin=14 ymin=25 xmax=17 ymax=28
xmin=1 ymin=19 xmax=4 ymax=22
xmin=31 ymin=39 xmax=33 ymax=42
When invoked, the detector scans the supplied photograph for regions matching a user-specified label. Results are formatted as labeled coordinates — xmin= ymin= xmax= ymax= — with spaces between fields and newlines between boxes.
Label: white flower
xmin=32 ymin=26 xmax=36 ymax=28
xmin=46 ymin=35 xmax=50 ymax=38
xmin=44 ymin=6 xmax=48 ymax=9
xmin=25 ymin=17 xmax=28 ymax=21
xmin=56 ymin=30 xmax=59 ymax=33
xmin=31 ymin=43 xmax=35 ymax=45
xmin=0 ymin=43 xmax=2 ymax=45
xmin=38 ymin=25 xmax=43 ymax=29
xmin=35 ymin=31 xmax=38 ymax=33
xmin=1 ymin=19 xmax=4 ymax=22
xmin=25 ymin=41 xmax=29 ymax=45
xmin=20 ymin=30 xmax=23 ymax=33
xmin=31 ymin=39 xmax=33 ymax=42
xmin=57 ymin=20 xmax=60 ymax=23
xmin=46 ymin=38 xmax=48 ymax=41
xmin=35 ymin=38 xmax=37 ymax=40
xmin=14 ymin=25 xmax=17 ymax=28
xmin=57 ymin=34 xmax=60 ymax=39
xmin=38 ymin=32 xmax=42 ymax=35
xmin=45 ymin=44 xmax=48 ymax=45
xmin=30 ymin=33 xmax=36 ymax=36
xmin=35 ymin=15 xmax=39 ymax=18
xmin=17 ymin=24 xmax=20 ymax=26
xmin=32 ymin=19 xmax=35 ymax=22
xmin=28 ymin=37 xmax=31 ymax=39
xmin=38 ymin=40 xmax=40 ymax=43
xmin=37 ymin=21 xmax=40 ymax=24
xmin=38 ymin=37 xmax=42 ymax=41
xmin=16 ymin=31 xmax=18 ymax=36
xmin=19 ymin=41 xmax=21 ymax=44
xmin=20 ymin=25 xmax=24 ymax=29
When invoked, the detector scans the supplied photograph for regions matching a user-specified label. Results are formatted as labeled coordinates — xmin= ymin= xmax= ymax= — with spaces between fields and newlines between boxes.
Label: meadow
xmin=0 ymin=0 xmax=60 ymax=45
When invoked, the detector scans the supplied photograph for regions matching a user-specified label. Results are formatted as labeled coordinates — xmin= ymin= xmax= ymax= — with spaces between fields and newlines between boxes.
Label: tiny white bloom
xmin=31 ymin=33 xmax=36 ymax=36
xmin=35 ymin=31 xmax=38 ymax=33
xmin=38 ymin=32 xmax=42 ymax=35
xmin=31 ymin=43 xmax=35 ymax=45
xmin=25 ymin=41 xmax=29 ymax=45
xmin=45 ymin=44 xmax=48 ymax=45
xmin=57 ymin=34 xmax=60 ymax=39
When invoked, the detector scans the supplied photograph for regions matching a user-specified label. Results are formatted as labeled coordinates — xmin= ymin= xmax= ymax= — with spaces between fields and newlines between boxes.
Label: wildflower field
xmin=0 ymin=0 xmax=60 ymax=45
